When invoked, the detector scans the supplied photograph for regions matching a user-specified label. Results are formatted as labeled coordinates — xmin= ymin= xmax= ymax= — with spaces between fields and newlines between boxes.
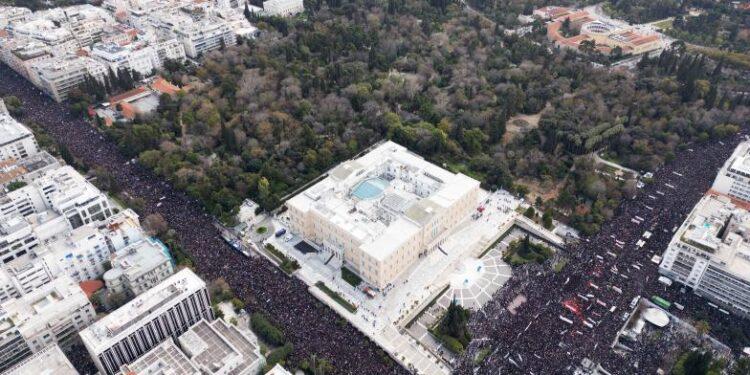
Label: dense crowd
xmin=455 ymin=131 xmax=750 ymax=374
xmin=0 ymin=65 xmax=405 ymax=374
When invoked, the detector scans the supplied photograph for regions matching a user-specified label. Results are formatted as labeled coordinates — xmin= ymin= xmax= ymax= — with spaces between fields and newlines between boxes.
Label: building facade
xmin=262 ymin=0 xmax=304 ymax=16
xmin=286 ymin=141 xmax=481 ymax=288
xmin=0 ymin=102 xmax=39 ymax=162
xmin=659 ymin=194 xmax=750 ymax=317
xmin=0 ymin=275 xmax=95 ymax=371
xmin=79 ymin=268 xmax=213 ymax=375
xmin=103 ymin=238 xmax=174 ymax=297
xmin=712 ymin=140 xmax=750 ymax=203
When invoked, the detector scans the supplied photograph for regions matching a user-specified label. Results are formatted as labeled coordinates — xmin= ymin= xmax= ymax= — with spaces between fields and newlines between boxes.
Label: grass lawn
xmin=264 ymin=244 xmax=300 ymax=274
xmin=316 ymin=281 xmax=357 ymax=313
xmin=652 ymin=19 xmax=673 ymax=30
xmin=256 ymin=226 xmax=267 ymax=234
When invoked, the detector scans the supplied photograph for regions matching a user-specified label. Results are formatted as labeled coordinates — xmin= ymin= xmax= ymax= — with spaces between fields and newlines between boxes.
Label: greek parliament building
xmin=79 ymin=268 xmax=213 ymax=375
xmin=659 ymin=140 xmax=750 ymax=317
xmin=286 ymin=141 xmax=481 ymax=289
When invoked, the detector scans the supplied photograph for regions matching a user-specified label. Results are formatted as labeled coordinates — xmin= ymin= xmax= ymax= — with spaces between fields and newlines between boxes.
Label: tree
xmin=438 ymin=300 xmax=471 ymax=347
xmin=143 ymin=213 xmax=169 ymax=236
xmin=2 ymin=95 xmax=23 ymax=116
xmin=695 ymin=320 xmax=711 ymax=337
xmin=6 ymin=181 xmax=27 ymax=192
xmin=579 ymin=40 xmax=597 ymax=55
xmin=731 ymin=357 xmax=750 ymax=375
xmin=542 ymin=209 xmax=553 ymax=229
xmin=524 ymin=206 xmax=536 ymax=219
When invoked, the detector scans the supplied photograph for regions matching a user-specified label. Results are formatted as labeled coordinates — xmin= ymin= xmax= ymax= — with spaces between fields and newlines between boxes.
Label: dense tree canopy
xmin=99 ymin=0 xmax=749 ymax=232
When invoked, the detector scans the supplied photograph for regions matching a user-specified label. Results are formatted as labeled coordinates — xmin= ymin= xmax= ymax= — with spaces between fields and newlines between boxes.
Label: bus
xmin=651 ymin=295 xmax=671 ymax=310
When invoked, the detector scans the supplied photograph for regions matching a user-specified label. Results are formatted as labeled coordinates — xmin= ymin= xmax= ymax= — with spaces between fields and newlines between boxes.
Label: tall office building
xmin=79 ymin=268 xmax=213 ymax=375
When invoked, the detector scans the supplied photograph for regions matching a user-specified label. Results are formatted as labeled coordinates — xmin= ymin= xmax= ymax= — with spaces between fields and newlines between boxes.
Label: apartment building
xmin=0 ymin=165 xmax=113 ymax=266
xmin=79 ymin=268 xmax=213 ymax=375
xmin=121 ymin=318 xmax=263 ymax=374
xmin=659 ymin=194 xmax=750 ymax=317
xmin=0 ymin=7 xmax=32 ymax=28
xmin=103 ymin=238 xmax=174 ymax=297
xmin=287 ymin=141 xmax=481 ymax=288
xmin=712 ymin=140 xmax=750 ymax=203
xmin=161 ymin=13 xmax=235 ymax=58
xmin=0 ymin=276 xmax=95 ymax=371
xmin=4 ymin=343 xmax=78 ymax=375
xmin=0 ymin=165 xmax=113 ymax=229
xmin=0 ymin=102 xmax=39 ymax=162
xmin=32 ymin=56 xmax=108 ymax=102
xmin=91 ymin=42 xmax=159 ymax=77
xmin=41 ymin=225 xmax=112 ymax=282
xmin=0 ymin=37 xmax=53 ymax=86
xmin=0 ymin=251 xmax=58 ymax=303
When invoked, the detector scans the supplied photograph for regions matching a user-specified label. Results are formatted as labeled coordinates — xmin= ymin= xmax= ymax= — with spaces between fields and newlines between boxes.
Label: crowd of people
xmin=455 ymin=132 xmax=750 ymax=374
xmin=5 ymin=61 xmax=750 ymax=374
xmin=0 ymin=66 xmax=405 ymax=374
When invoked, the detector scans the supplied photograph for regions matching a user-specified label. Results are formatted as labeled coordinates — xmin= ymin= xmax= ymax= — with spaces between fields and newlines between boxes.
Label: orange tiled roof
xmin=79 ymin=280 xmax=104 ymax=298
xmin=120 ymin=102 xmax=136 ymax=119
xmin=108 ymin=86 xmax=147 ymax=104
xmin=150 ymin=77 xmax=180 ymax=96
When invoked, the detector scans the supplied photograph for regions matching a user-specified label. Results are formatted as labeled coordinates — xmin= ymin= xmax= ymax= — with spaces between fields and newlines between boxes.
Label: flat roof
xmin=79 ymin=269 xmax=206 ymax=353
xmin=119 ymin=339 xmax=200 ymax=375
xmin=675 ymin=194 xmax=750 ymax=277
xmin=0 ymin=103 xmax=33 ymax=146
xmin=287 ymin=141 xmax=479 ymax=261
xmin=4 ymin=344 xmax=78 ymax=375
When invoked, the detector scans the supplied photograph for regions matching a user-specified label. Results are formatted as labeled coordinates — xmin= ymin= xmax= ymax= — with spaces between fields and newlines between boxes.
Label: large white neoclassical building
xmin=286 ymin=141 xmax=481 ymax=289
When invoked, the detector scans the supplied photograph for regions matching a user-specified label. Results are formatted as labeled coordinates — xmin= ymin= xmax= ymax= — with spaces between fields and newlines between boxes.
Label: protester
xmin=455 ymin=133 xmax=748 ymax=374
xmin=0 ymin=65 xmax=405 ymax=375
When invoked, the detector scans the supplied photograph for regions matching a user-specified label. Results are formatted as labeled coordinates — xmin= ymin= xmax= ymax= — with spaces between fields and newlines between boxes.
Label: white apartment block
xmin=161 ymin=14 xmax=235 ymax=58
xmin=0 ymin=275 xmax=95 ymax=371
xmin=122 ymin=318 xmax=263 ymax=374
xmin=177 ymin=319 xmax=263 ymax=375
xmin=4 ymin=343 xmax=79 ymax=375
xmin=103 ymin=237 xmax=174 ymax=297
xmin=0 ymin=165 xmax=113 ymax=229
xmin=32 ymin=56 xmax=107 ymax=102
xmin=6 ymin=18 xmax=77 ymax=50
xmin=91 ymin=42 xmax=159 ymax=77
xmin=0 ymin=102 xmax=40 ymax=162
xmin=0 ymin=253 xmax=58 ymax=303
xmin=0 ymin=152 xmax=61 ymax=188
xmin=0 ymin=214 xmax=42 ymax=266
xmin=286 ymin=141 xmax=481 ymax=288
xmin=153 ymin=38 xmax=187 ymax=64
xmin=0 ymin=165 xmax=113 ymax=265
xmin=118 ymin=339 xmax=200 ymax=374
xmin=98 ymin=208 xmax=145 ymax=251
xmin=41 ymin=225 xmax=111 ymax=282
xmin=79 ymin=268 xmax=213 ymax=375
xmin=712 ymin=140 xmax=750 ymax=204
xmin=0 ymin=37 xmax=53 ymax=86
xmin=0 ymin=7 xmax=32 ymax=28
xmin=262 ymin=0 xmax=304 ymax=17
xmin=659 ymin=194 xmax=750 ymax=317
